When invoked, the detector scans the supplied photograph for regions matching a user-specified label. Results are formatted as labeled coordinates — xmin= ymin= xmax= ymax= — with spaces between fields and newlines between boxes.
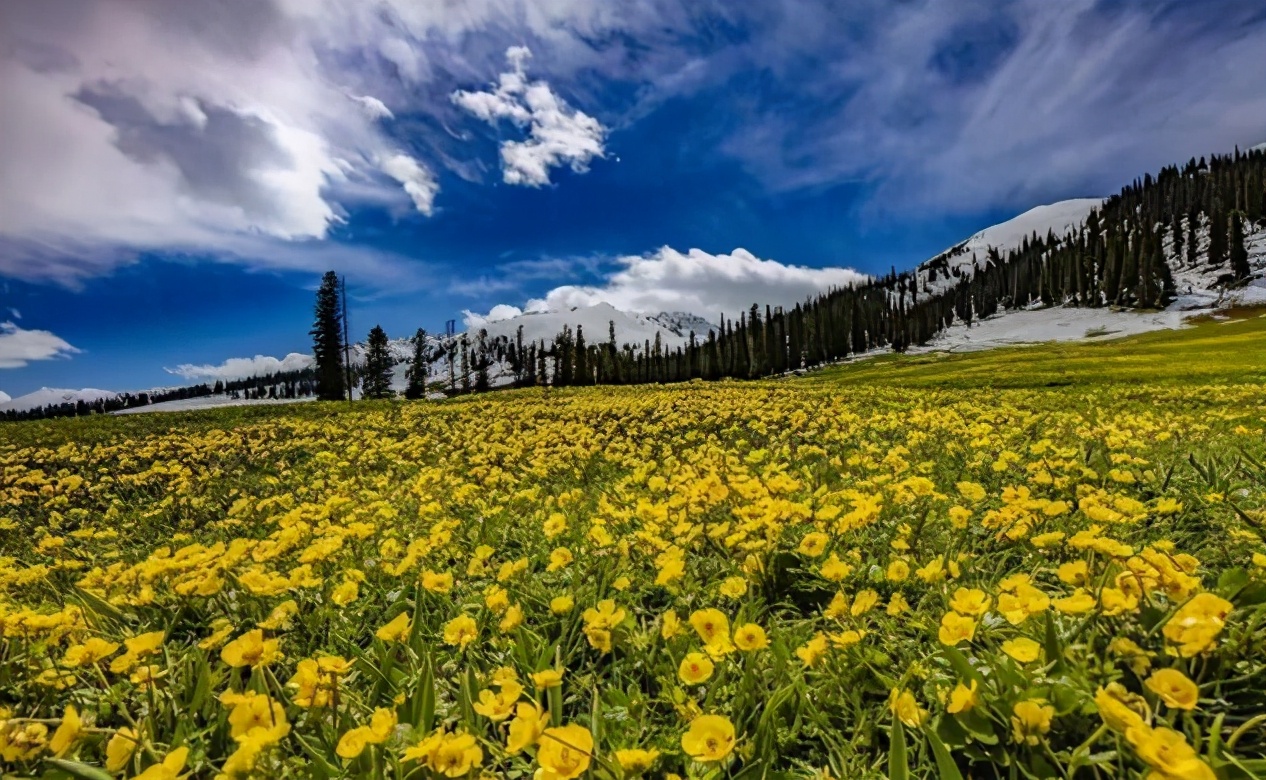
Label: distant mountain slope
xmin=0 ymin=387 xmax=118 ymax=414
xmin=918 ymin=198 xmax=1104 ymax=294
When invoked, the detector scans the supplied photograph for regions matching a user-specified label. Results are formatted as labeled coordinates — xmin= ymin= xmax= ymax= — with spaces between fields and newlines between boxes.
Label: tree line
xmin=309 ymin=147 xmax=1263 ymax=399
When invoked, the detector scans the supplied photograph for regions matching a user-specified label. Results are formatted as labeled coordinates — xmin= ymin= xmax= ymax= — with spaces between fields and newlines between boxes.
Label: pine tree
xmin=310 ymin=271 xmax=346 ymax=401
xmin=1231 ymin=211 xmax=1251 ymax=280
xmin=460 ymin=337 xmax=472 ymax=394
xmin=361 ymin=325 xmax=394 ymax=399
xmin=405 ymin=328 xmax=429 ymax=400
xmin=475 ymin=330 xmax=491 ymax=392
xmin=574 ymin=325 xmax=589 ymax=385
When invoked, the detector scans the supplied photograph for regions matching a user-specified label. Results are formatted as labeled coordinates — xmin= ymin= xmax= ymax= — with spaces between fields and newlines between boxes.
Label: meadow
xmin=3 ymin=313 xmax=1266 ymax=779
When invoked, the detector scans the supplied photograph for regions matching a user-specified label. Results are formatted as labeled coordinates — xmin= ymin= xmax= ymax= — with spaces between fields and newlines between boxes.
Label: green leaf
xmin=942 ymin=645 xmax=985 ymax=686
xmin=1043 ymin=612 xmax=1065 ymax=673
xmin=889 ymin=720 xmax=909 ymax=780
xmin=1217 ymin=567 xmax=1249 ymax=598
xmin=43 ymin=759 xmax=115 ymax=780
xmin=925 ymin=725 xmax=965 ymax=780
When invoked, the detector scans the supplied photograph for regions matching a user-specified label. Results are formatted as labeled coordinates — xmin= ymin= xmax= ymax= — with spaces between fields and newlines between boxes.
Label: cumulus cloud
xmin=461 ymin=304 xmax=525 ymax=329
xmin=469 ymin=246 xmax=868 ymax=323
xmin=452 ymin=47 xmax=606 ymax=187
xmin=165 ymin=352 xmax=314 ymax=381
xmin=0 ymin=321 xmax=80 ymax=369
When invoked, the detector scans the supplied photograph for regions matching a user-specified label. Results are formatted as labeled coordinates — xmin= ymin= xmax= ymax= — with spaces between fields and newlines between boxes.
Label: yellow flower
xmin=798 ymin=532 xmax=829 ymax=557
xmin=443 ymin=615 xmax=478 ymax=648
xmin=537 ymin=724 xmax=594 ymax=780
xmin=887 ymin=593 xmax=910 ymax=616
xmin=678 ymin=652 xmax=714 ymax=685
xmin=220 ymin=630 xmax=281 ymax=668
xmin=1126 ymin=724 xmax=1215 ymax=780
xmin=947 ymin=680 xmax=978 ymax=714
xmin=688 ymin=608 xmax=730 ymax=646
xmin=661 ymin=610 xmax=683 ymax=639
xmin=421 ymin=570 xmax=454 ymax=593
xmin=733 ymin=623 xmax=768 ymax=651
xmin=1011 ymin=700 xmax=1054 ymax=745
xmin=331 ymin=579 xmax=359 ymax=606
xmin=499 ymin=604 xmax=525 ymax=633
xmin=949 ymin=587 xmax=991 ymax=616
xmin=48 ymin=705 xmax=82 ymax=757
xmin=105 ymin=727 xmax=139 ymax=772
xmin=225 ymin=691 xmax=289 ymax=742
xmin=375 ymin=612 xmax=412 ymax=643
xmin=257 ymin=601 xmax=299 ymax=631
xmin=719 ymin=576 xmax=748 ymax=598
xmin=531 ymin=669 xmax=564 ymax=689
xmin=133 ymin=746 xmax=188 ymax=780
xmin=547 ymin=547 xmax=574 ymax=572
xmin=886 ymin=559 xmax=910 ymax=582
xmin=505 ymin=702 xmax=546 ymax=754
xmin=612 ymin=575 xmax=632 ymax=591
xmin=1053 ymin=589 xmax=1097 ymax=614
xmin=1145 ymin=669 xmax=1199 ymax=711
xmin=888 ymin=689 xmax=927 ymax=727
xmin=956 ymin=481 xmax=987 ymax=502
xmin=938 ymin=612 xmax=977 ymax=646
xmin=796 ymin=633 xmax=829 ymax=667
xmin=62 ymin=637 xmax=120 ymax=667
xmin=474 ymin=682 xmax=524 ymax=721
xmin=550 ymin=595 xmax=575 ymax=614
xmin=1163 ymin=593 xmax=1233 ymax=656
xmin=1095 ymin=684 xmax=1148 ymax=733
xmin=404 ymin=727 xmax=484 ymax=777
xmin=337 ymin=727 xmax=374 ymax=759
xmin=614 ymin=747 xmax=661 ymax=774
xmin=1057 ymin=561 xmax=1088 ymax=586
xmin=1001 ymin=637 xmax=1042 ymax=664
xmin=851 ymin=589 xmax=879 ymax=616
xmin=681 ymin=715 xmax=735 ymax=762
xmin=819 ymin=553 xmax=852 ymax=582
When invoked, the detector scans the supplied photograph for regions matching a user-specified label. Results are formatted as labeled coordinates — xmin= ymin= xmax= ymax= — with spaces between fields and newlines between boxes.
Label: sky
xmin=1 ymin=0 xmax=1265 ymax=397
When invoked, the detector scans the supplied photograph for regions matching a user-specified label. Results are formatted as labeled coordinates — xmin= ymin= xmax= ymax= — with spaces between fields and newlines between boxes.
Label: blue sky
xmin=2 ymin=0 xmax=1265 ymax=396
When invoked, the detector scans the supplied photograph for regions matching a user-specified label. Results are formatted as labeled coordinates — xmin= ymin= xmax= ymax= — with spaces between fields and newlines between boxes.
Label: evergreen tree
xmin=574 ymin=325 xmax=589 ymax=385
xmin=475 ymin=330 xmax=491 ymax=392
xmin=361 ymin=325 xmax=394 ymax=399
xmin=405 ymin=328 xmax=429 ymax=400
xmin=310 ymin=271 xmax=346 ymax=401
xmin=1231 ymin=211 xmax=1251 ymax=280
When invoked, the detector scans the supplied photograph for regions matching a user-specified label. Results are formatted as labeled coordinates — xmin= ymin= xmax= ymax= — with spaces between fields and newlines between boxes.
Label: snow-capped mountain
xmin=0 ymin=387 xmax=118 ymax=414
xmin=917 ymin=198 xmax=1104 ymax=295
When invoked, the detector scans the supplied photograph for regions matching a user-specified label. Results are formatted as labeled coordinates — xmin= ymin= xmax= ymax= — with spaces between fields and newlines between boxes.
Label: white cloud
xmin=0 ymin=0 xmax=440 ymax=287
xmin=7 ymin=308 xmax=20 ymax=320
xmin=165 ymin=352 xmax=314 ymax=381
xmin=470 ymin=246 xmax=868 ymax=323
xmin=380 ymin=154 xmax=440 ymax=216
xmin=0 ymin=321 xmax=80 ymax=369
xmin=349 ymin=93 xmax=394 ymax=120
xmin=452 ymin=47 xmax=606 ymax=187
xmin=462 ymin=304 xmax=524 ymax=329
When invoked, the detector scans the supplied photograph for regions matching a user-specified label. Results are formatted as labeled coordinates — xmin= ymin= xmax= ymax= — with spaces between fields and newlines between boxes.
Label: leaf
xmin=42 ymin=759 xmax=115 ymax=780
xmin=1043 ymin=612 xmax=1065 ymax=673
xmin=925 ymin=725 xmax=965 ymax=780
xmin=941 ymin=645 xmax=985 ymax=686
xmin=889 ymin=720 xmax=909 ymax=780
xmin=1217 ymin=567 xmax=1249 ymax=598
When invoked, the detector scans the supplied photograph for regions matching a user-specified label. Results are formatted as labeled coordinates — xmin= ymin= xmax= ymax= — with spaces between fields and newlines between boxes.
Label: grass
xmin=804 ymin=308 xmax=1266 ymax=390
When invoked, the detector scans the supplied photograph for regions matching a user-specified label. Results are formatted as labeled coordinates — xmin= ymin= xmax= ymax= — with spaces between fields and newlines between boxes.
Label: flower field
xmin=3 ymin=318 xmax=1266 ymax=779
